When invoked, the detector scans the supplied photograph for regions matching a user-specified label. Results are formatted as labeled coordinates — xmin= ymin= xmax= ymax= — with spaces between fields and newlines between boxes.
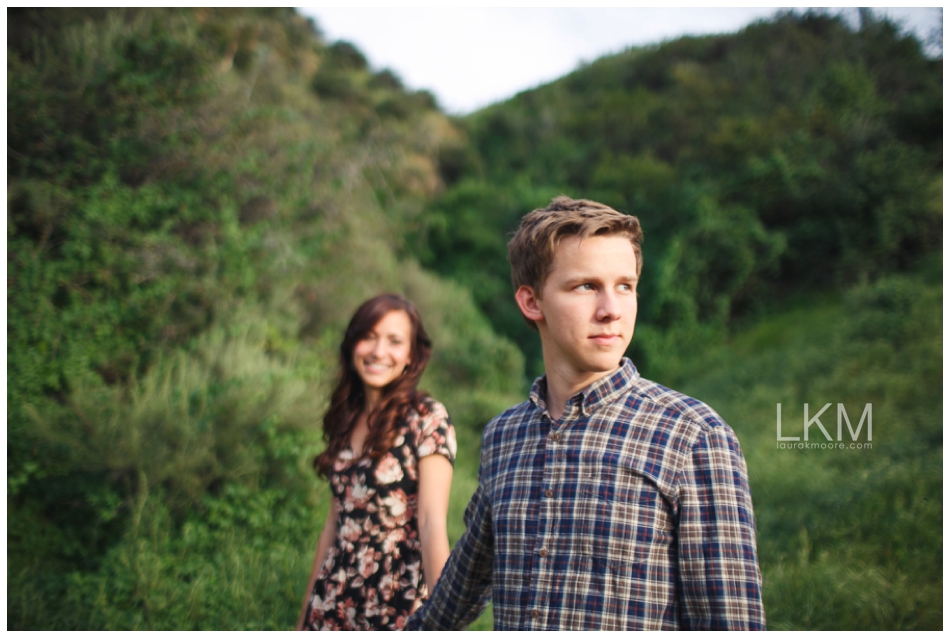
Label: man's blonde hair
xmin=507 ymin=196 xmax=643 ymax=328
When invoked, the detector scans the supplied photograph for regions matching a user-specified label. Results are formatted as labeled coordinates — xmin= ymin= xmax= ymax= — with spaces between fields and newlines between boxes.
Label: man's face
xmin=532 ymin=234 xmax=638 ymax=380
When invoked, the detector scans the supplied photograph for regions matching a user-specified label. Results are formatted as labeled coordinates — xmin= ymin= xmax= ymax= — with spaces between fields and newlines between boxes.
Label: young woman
xmin=296 ymin=293 xmax=456 ymax=631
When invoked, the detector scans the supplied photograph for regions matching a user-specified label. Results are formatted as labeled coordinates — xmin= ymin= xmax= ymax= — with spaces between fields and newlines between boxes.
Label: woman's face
xmin=352 ymin=309 xmax=413 ymax=393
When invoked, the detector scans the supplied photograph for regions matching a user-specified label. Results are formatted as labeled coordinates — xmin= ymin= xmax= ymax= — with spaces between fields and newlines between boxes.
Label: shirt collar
xmin=529 ymin=357 xmax=640 ymax=417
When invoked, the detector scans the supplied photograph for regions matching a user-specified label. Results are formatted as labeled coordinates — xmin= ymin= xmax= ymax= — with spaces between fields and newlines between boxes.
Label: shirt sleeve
xmin=413 ymin=400 xmax=457 ymax=466
xmin=677 ymin=423 xmax=766 ymax=630
xmin=405 ymin=433 xmax=494 ymax=630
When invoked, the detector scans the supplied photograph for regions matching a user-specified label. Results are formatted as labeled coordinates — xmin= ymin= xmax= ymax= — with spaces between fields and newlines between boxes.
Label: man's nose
xmin=596 ymin=290 xmax=621 ymax=322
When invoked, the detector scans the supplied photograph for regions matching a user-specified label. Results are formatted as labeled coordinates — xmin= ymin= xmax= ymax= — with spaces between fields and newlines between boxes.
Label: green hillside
xmin=8 ymin=8 xmax=942 ymax=630
xmin=411 ymin=10 xmax=941 ymax=379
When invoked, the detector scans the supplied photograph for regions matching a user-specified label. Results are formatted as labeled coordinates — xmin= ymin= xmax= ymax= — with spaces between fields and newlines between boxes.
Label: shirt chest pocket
xmin=576 ymin=461 xmax=671 ymax=567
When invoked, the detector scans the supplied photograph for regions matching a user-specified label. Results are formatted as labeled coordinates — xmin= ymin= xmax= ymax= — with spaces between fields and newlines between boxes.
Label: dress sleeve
xmin=413 ymin=399 xmax=457 ymax=466
xmin=677 ymin=423 xmax=766 ymax=630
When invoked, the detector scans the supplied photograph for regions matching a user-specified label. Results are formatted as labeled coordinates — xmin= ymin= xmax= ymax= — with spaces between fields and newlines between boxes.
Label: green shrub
xmin=664 ymin=272 xmax=942 ymax=630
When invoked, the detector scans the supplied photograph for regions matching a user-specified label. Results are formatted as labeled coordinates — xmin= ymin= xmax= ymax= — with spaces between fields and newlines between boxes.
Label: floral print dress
xmin=303 ymin=398 xmax=457 ymax=631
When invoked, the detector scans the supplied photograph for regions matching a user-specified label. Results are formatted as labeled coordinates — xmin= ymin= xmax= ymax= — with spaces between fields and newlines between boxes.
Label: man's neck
xmin=543 ymin=361 xmax=620 ymax=421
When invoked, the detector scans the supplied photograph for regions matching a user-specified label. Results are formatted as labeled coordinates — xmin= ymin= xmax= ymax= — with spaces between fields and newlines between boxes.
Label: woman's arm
xmin=416 ymin=454 xmax=454 ymax=592
xmin=295 ymin=501 xmax=339 ymax=630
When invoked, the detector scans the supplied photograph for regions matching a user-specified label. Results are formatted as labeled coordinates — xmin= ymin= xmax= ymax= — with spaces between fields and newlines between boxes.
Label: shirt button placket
xmin=534 ymin=419 xmax=560 ymax=630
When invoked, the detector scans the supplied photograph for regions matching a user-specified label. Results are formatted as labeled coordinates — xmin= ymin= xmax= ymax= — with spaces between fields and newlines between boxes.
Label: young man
xmin=406 ymin=197 xmax=765 ymax=630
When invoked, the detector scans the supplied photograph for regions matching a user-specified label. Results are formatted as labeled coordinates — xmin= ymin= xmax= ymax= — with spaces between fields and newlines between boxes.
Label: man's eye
xmin=576 ymin=283 xmax=593 ymax=291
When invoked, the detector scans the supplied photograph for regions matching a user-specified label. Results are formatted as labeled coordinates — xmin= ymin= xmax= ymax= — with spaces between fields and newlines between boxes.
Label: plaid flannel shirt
xmin=407 ymin=358 xmax=765 ymax=630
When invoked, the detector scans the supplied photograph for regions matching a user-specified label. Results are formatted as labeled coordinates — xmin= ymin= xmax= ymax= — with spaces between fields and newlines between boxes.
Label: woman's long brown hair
xmin=314 ymin=293 xmax=433 ymax=479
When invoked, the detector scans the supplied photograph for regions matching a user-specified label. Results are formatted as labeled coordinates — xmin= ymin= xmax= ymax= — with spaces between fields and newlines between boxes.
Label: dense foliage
xmin=8 ymin=8 xmax=941 ymax=631
xmin=8 ymin=8 xmax=521 ymax=629
xmin=671 ymin=265 xmax=942 ymax=629
xmin=410 ymin=10 xmax=942 ymax=378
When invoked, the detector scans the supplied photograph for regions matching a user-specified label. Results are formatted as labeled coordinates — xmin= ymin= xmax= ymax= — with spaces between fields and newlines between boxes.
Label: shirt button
xmin=539 ymin=548 xmax=548 ymax=557
xmin=530 ymin=610 xmax=540 ymax=619
xmin=551 ymin=432 xmax=560 ymax=442
xmin=544 ymin=489 xmax=554 ymax=498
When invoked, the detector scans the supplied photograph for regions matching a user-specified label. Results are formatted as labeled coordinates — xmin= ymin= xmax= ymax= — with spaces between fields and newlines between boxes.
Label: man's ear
xmin=515 ymin=285 xmax=544 ymax=323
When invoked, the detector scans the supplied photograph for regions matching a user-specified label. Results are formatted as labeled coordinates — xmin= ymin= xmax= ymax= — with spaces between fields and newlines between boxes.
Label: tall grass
xmin=9 ymin=296 xmax=520 ymax=629
xmin=9 ymin=319 xmax=328 ymax=629
xmin=660 ymin=270 xmax=942 ymax=630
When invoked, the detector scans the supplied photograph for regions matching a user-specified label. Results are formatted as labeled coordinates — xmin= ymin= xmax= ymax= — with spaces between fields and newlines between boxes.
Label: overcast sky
xmin=296 ymin=6 xmax=942 ymax=115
